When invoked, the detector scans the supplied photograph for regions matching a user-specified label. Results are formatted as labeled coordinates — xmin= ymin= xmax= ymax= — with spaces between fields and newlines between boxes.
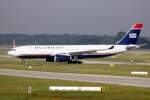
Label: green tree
xmin=115 ymin=32 xmax=126 ymax=43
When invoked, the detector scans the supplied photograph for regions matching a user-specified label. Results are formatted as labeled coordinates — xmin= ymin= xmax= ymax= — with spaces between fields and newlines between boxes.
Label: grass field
xmin=0 ymin=56 xmax=150 ymax=78
xmin=87 ymin=51 xmax=150 ymax=63
xmin=0 ymin=75 xmax=150 ymax=100
xmin=0 ymin=48 xmax=150 ymax=100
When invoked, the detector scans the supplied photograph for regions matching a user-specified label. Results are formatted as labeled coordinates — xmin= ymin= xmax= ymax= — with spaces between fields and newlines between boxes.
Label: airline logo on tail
xmin=129 ymin=33 xmax=137 ymax=38
xmin=116 ymin=23 xmax=143 ymax=45
xmin=129 ymin=24 xmax=143 ymax=39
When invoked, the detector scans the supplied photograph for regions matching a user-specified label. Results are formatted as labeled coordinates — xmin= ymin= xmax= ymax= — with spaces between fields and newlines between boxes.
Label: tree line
xmin=0 ymin=32 xmax=149 ymax=49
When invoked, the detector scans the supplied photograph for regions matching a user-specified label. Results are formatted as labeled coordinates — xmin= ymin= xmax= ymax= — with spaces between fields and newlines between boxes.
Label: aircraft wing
xmin=69 ymin=46 xmax=114 ymax=56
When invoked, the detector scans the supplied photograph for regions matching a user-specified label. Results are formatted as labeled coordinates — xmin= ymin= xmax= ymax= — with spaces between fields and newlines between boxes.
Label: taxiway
xmin=0 ymin=69 xmax=150 ymax=88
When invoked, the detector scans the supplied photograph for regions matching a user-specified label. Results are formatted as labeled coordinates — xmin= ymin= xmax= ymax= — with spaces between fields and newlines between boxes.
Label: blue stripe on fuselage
xmin=78 ymin=54 xmax=116 ymax=59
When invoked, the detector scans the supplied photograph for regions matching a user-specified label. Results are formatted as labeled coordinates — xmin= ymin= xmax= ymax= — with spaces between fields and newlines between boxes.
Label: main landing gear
xmin=68 ymin=60 xmax=82 ymax=64
xmin=21 ymin=58 xmax=26 ymax=64
xmin=68 ymin=56 xmax=82 ymax=64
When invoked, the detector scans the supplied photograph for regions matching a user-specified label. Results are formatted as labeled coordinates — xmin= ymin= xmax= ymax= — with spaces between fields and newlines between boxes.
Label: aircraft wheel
xmin=67 ymin=60 xmax=82 ymax=64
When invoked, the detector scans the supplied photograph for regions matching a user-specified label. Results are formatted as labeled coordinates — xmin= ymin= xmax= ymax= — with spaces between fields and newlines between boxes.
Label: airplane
xmin=8 ymin=23 xmax=143 ymax=64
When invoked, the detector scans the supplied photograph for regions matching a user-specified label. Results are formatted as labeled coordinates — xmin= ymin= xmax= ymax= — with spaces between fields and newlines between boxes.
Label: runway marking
xmin=0 ymin=69 xmax=150 ymax=88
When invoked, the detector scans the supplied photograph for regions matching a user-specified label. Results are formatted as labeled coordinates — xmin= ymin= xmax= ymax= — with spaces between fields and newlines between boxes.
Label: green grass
xmin=0 ymin=75 xmax=150 ymax=100
xmin=87 ymin=52 xmax=150 ymax=63
xmin=1 ymin=48 xmax=150 ymax=99
xmin=0 ymin=57 xmax=150 ymax=78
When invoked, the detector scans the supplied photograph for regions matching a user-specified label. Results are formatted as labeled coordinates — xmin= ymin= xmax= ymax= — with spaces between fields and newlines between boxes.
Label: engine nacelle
xmin=46 ymin=55 xmax=71 ymax=62
xmin=55 ymin=54 xmax=71 ymax=62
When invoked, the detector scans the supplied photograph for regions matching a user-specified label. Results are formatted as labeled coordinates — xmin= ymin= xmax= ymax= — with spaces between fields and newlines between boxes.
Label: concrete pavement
xmin=0 ymin=69 xmax=150 ymax=88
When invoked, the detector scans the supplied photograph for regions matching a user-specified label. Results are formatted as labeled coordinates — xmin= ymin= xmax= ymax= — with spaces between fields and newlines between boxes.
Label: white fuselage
xmin=8 ymin=45 xmax=127 ymax=58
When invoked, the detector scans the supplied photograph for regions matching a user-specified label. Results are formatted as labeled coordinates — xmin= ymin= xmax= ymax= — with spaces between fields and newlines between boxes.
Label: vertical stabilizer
xmin=116 ymin=23 xmax=143 ymax=45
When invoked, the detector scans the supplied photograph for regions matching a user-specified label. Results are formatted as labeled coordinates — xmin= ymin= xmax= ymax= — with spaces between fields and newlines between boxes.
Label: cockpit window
xmin=11 ymin=48 xmax=16 ymax=51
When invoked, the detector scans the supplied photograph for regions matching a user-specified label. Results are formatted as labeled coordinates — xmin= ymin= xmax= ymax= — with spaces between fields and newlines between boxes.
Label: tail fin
xmin=116 ymin=23 xmax=143 ymax=45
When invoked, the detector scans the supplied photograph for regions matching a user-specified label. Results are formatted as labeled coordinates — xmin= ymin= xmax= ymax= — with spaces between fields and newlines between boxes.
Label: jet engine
xmin=46 ymin=54 xmax=71 ymax=62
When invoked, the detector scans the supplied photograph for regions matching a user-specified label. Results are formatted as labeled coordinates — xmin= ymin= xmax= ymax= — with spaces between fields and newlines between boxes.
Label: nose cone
xmin=8 ymin=51 xmax=17 ymax=56
xmin=8 ymin=51 xmax=13 ymax=55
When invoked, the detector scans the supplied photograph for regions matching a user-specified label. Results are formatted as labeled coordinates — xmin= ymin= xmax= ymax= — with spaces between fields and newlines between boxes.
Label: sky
xmin=0 ymin=0 xmax=149 ymax=36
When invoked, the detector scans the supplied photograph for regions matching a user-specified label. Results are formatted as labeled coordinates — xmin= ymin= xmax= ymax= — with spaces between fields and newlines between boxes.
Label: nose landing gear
xmin=21 ymin=58 xmax=25 ymax=64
